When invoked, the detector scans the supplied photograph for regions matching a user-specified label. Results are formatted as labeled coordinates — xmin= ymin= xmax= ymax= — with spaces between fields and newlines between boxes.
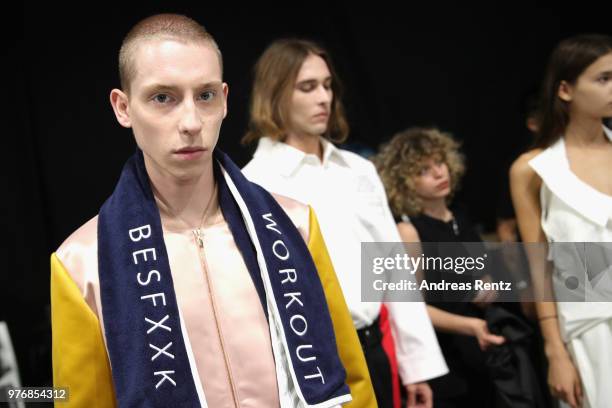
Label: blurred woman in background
xmin=510 ymin=34 xmax=612 ymax=408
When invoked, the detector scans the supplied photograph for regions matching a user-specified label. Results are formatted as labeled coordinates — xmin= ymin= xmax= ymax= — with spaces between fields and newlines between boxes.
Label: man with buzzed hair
xmin=51 ymin=14 xmax=373 ymax=407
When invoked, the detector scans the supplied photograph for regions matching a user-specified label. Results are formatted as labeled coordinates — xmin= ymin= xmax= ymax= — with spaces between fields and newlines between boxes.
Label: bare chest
xmin=566 ymin=146 xmax=612 ymax=197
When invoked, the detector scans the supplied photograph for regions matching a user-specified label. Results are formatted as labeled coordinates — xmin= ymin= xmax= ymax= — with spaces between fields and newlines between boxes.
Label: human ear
xmin=110 ymin=88 xmax=132 ymax=128
xmin=557 ymin=80 xmax=573 ymax=103
xmin=221 ymin=83 xmax=229 ymax=119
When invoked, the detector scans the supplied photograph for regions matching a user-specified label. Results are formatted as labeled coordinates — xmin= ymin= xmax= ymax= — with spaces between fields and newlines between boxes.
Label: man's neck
xmin=284 ymin=132 xmax=323 ymax=162
xmin=145 ymin=158 xmax=219 ymax=230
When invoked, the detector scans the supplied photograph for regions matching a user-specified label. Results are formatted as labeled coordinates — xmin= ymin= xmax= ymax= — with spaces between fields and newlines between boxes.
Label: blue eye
xmin=200 ymin=90 xmax=216 ymax=101
xmin=153 ymin=94 xmax=170 ymax=103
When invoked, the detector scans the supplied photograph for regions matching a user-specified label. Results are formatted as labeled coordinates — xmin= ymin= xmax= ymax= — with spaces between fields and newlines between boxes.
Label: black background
xmin=13 ymin=1 xmax=612 ymax=387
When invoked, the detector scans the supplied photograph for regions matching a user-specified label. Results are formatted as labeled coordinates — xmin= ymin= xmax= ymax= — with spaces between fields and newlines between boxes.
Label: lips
xmin=173 ymin=147 xmax=205 ymax=160
xmin=436 ymin=180 xmax=450 ymax=190
xmin=175 ymin=146 xmax=204 ymax=153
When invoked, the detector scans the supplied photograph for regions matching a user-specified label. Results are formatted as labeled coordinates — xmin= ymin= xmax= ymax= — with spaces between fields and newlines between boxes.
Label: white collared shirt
xmin=604 ymin=121 xmax=612 ymax=140
xmin=243 ymin=137 xmax=448 ymax=384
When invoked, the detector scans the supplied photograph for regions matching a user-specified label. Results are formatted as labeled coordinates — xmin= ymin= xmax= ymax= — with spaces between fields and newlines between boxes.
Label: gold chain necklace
xmin=191 ymin=181 xmax=217 ymax=247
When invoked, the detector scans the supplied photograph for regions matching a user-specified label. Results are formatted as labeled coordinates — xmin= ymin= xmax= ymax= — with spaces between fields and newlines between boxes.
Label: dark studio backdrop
xmin=13 ymin=2 xmax=612 ymax=388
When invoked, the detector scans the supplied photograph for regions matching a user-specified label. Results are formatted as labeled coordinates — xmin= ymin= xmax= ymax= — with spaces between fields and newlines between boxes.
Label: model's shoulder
xmin=397 ymin=220 xmax=420 ymax=242
xmin=271 ymin=193 xmax=310 ymax=243
xmin=241 ymin=156 xmax=260 ymax=175
xmin=242 ymin=154 xmax=285 ymax=182
xmin=510 ymin=149 xmax=543 ymax=181
xmin=54 ymin=215 xmax=99 ymax=294
xmin=56 ymin=215 xmax=99 ymax=258
xmin=336 ymin=148 xmax=374 ymax=168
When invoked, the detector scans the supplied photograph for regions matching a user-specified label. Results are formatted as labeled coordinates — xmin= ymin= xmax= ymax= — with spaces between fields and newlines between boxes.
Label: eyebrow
xmin=141 ymin=81 xmax=223 ymax=94
xmin=597 ymin=70 xmax=612 ymax=76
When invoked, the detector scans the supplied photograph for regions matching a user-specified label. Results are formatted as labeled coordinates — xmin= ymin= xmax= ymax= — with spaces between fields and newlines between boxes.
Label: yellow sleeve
xmin=307 ymin=208 xmax=377 ymax=408
xmin=51 ymin=253 xmax=116 ymax=407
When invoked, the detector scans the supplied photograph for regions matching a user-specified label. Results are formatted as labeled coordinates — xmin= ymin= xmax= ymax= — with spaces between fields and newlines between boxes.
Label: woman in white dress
xmin=510 ymin=34 xmax=612 ymax=408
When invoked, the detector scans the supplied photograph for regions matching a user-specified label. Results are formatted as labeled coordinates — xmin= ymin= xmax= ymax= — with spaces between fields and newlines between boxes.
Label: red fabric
xmin=379 ymin=305 xmax=401 ymax=408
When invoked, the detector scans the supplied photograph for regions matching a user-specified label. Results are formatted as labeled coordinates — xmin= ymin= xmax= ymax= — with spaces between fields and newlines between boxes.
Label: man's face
xmin=122 ymin=39 xmax=227 ymax=181
xmin=287 ymin=53 xmax=333 ymax=138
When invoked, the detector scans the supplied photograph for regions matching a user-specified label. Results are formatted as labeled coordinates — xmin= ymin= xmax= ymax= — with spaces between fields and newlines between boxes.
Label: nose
xmin=316 ymin=84 xmax=332 ymax=105
xmin=178 ymin=99 xmax=203 ymax=136
xmin=433 ymin=163 xmax=445 ymax=178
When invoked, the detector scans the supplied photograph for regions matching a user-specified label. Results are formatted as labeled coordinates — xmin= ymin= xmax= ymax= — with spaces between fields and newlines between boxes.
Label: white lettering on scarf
xmin=129 ymin=224 xmax=177 ymax=389
xmin=263 ymin=214 xmax=326 ymax=384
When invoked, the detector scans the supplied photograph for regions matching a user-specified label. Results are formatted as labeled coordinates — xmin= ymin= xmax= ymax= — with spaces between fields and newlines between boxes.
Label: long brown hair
xmin=242 ymin=38 xmax=349 ymax=145
xmin=536 ymin=34 xmax=612 ymax=148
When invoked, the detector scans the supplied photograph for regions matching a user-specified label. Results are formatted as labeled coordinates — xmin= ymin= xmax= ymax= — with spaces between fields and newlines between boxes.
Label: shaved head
xmin=118 ymin=14 xmax=223 ymax=93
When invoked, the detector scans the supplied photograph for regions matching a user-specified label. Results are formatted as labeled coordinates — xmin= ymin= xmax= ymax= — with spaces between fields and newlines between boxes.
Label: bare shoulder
xmin=509 ymin=149 xmax=543 ymax=182
xmin=396 ymin=220 xmax=420 ymax=242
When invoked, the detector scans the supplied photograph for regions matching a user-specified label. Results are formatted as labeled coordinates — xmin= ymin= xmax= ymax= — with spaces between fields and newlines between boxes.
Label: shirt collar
xmin=529 ymin=137 xmax=612 ymax=227
xmin=253 ymin=136 xmax=349 ymax=177
xmin=320 ymin=137 xmax=350 ymax=167
xmin=604 ymin=122 xmax=612 ymax=141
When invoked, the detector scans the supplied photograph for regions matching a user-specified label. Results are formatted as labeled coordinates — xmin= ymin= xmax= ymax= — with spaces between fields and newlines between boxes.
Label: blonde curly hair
xmin=372 ymin=127 xmax=465 ymax=218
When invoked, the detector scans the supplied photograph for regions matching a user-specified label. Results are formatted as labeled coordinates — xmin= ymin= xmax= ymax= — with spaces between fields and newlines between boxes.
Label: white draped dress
xmin=529 ymin=128 xmax=612 ymax=408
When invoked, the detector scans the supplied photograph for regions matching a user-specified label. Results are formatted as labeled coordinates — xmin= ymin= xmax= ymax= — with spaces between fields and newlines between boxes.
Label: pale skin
xmin=397 ymin=158 xmax=505 ymax=351
xmin=284 ymin=53 xmax=332 ymax=162
xmin=283 ymin=53 xmax=433 ymax=408
xmin=109 ymin=38 xmax=229 ymax=230
xmin=510 ymin=52 xmax=612 ymax=408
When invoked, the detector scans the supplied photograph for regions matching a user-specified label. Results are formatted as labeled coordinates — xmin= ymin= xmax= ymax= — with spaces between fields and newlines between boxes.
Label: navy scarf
xmin=98 ymin=149 xmax=350 ymax=407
